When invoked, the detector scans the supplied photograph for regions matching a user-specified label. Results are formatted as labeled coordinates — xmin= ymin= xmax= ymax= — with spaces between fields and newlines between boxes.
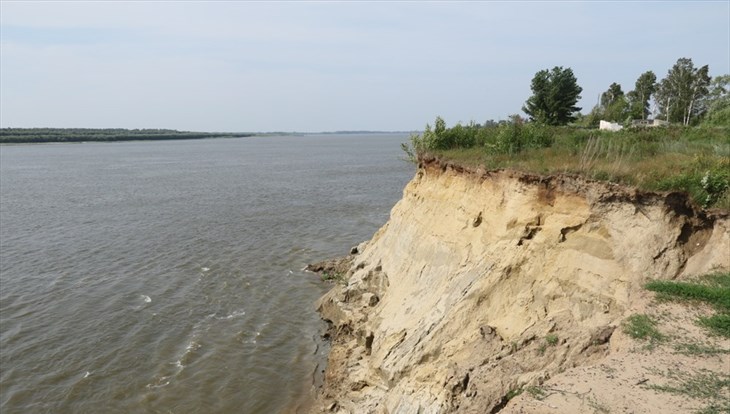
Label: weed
xmin=586 ymin=395 xmax=611 ymax=413
xmin=321 ymin=271 xmax=347 ymax=285
xmin=505 ymin=387 xmax=523 ymax=401
xmin=647 ymin=369 xmax=730 ymax=413
xmin=673 ymin=341 xmax=730 ymax=356
xmin=537 ymin=344 xmax=547 ymax=355
xmin=526 ymin=386 xmax=547 ymax=400
xmin=622 ymin=314 xmax=664 ymax=343
xmin=546 ymin=333 xmax=559 ymax=346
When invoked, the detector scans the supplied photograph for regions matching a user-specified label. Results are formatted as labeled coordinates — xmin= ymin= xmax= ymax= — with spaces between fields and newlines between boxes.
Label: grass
xmin=622 ymin=314 xmax=665 ymax=344
xmin=699 ymin=315 xmax=730 ymax=338
xmin=526 ymin=386 xmax=547 ymax=400
xmin=408 ymin=123 xmax=730 ymax=209
xmin=646 ymin=369 xmax=730 ymax=414
xmin=587 ymin=395 xmax=611 ymax=414
xmin=505 ymin=388 xmax=523 ymax=401
xmin=538 ymin=333 xmax=559 ymax=355
xmin=622 ymin=272 xmax=730 ymax=412
xmin=673 ymin=341 xmax=730 ymax=356
xmin=645 ymin=272 xmax=730 ymax=338
xmin=537 ymin=344 xmax=547 ymax=355
xmin=321 ymin=271 xmax=347 ymax=285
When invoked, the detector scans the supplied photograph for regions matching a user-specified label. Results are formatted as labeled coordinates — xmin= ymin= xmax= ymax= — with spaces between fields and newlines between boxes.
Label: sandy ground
xmin=503 ymin=292 xmax=730 ymax=414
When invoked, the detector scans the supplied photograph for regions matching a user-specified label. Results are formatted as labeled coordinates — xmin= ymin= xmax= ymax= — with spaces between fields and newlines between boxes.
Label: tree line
xmin=404 ymin=57 xmax=728 ymax=159
xmin=524 ymin=57 xmax=728 ymax=127
xmin=0 ymin=128 xmax=253 ymax=143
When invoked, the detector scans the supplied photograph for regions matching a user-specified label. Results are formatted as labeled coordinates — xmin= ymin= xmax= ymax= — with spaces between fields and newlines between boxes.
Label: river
xmin=0 ymin=134 xmax=413 ymax=413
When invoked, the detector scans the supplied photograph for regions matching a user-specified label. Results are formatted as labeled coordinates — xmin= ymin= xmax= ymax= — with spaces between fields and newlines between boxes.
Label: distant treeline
xmin=0 ymin=128 xmax=253 ymax=143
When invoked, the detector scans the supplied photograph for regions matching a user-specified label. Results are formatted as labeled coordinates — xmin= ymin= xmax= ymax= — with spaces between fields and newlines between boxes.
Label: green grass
xmin=645 ymin=272 xmax=730 ymax=338
xmin=525 ymin=386 xmax=547 ymax=400
xmin=673 ymin=341 xmax=730 ymax=356
xmin=537 ymin=344 xmax=547 ymax=355
xmin=321 ymin=271 xmax=347 ymax=285
xmin=622 ymin=314 xmax=665 ymax=343
xmin=505 ymin=388 xmax=523 ymax=401
xmin=407 ymin=122 xmax=730 ymax=209
xmin=699 ymin=315 xmax=730 ymax=338
xmin=546 ymin=333 xmax=559 ymax=346
xmin=647 ymin=369 xmax=730 ymax=414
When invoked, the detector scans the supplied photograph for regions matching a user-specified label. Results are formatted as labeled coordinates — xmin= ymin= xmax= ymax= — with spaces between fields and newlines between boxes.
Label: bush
xmin=407 ymin=116 xmax=554 ymax=156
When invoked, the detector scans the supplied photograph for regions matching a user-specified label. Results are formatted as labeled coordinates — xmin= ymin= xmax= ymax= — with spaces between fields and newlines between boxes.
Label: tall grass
xmin=406 ymin=118 xmax=730 ymax=209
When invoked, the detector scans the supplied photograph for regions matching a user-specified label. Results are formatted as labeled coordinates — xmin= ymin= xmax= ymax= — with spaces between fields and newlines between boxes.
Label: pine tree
xmin=522 ymin=67 xmax=583 ymax=126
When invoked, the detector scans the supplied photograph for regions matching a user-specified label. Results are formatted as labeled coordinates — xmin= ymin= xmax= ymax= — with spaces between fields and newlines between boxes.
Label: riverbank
xmin=308 ymin=156 xmax=729 ymax=413
xmin=0 ymin=128 xmax=253 ymax=143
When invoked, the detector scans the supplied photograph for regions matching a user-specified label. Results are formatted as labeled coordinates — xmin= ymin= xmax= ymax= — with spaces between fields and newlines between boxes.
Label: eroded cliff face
xmin=312 ymin=158 xmax=729 ymax=414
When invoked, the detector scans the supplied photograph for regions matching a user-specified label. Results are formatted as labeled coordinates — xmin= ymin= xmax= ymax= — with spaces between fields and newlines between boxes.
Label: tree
xmin=601 ymin=82 xmax=624 ymax=108
xmin=626 ymin=71 xmax=656 ymax=120
xmin=702 ymin=74 xmax=730 ymax=126
xmin=655 ymin=58 xmax=711 ymax=125
xmin=598 ymin=82 xmax=629 ymax=123
xmin=523 ymin=66 xmax=583 ymax=126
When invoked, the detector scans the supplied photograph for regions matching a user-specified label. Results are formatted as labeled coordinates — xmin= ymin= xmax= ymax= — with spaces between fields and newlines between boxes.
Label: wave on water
xmin=216 ymin=309 xmax=246 ymax=320
xmin=176 ymin=340 xmax=201 ymax=369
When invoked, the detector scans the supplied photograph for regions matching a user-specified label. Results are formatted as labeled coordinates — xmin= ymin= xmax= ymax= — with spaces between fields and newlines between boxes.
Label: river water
xmin=0 ymin=134 xmax=413 ymax=413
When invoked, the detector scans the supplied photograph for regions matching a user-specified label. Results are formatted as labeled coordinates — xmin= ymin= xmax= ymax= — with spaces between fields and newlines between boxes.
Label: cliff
xmin=311 ymin=157 xmax=730 ymax=413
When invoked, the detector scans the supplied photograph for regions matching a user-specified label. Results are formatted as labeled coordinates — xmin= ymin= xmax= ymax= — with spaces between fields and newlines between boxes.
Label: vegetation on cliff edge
xmin=403 ymin=120 xmax=729 ymax=210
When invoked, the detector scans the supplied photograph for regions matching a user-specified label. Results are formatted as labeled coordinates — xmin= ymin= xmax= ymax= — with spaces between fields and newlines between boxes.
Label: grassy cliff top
xmin=405 ymin=123 xmax=729 ymax=210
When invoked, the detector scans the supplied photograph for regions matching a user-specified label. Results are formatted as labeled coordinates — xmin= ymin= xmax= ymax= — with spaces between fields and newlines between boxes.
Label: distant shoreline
xmin=0 ymin=128 xmax=417 ymax=144
xmin=0 ymin=128 xmax=255 ymax=144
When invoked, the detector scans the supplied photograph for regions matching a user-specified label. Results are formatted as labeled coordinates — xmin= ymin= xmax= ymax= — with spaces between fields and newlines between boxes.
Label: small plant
xmin=622 ymin=314 xmax=664 ymax=343
xmin=505 ymin=387 xmax=523 ymax=401
xmin=526 ymin=385 xmax=547 ymax=400
xmin=546 ymin=333 xmax=559 ymax=346
xmin=321 ymin=271 xmax=347 ymax=285
xmin=537 ymin=343 xmax=547 ymax=355
xmin=700 ymin=169 xmax=730 ymax=208
xmin=587 ymin=395 xmax=611 ymax=414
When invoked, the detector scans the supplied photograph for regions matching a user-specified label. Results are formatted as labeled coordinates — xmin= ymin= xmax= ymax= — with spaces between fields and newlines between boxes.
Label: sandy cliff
xmin=311 ymin=157 xmax=729 ymax=413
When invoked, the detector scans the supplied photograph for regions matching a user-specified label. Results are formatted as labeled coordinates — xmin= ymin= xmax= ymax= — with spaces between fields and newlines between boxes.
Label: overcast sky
xmin=1 ymin=1 xmax=728 ymax=132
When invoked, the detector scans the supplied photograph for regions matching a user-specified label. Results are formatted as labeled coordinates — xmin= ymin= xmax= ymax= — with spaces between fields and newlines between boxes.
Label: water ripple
xmin=0 ymin=134 xmax=413 ymax=413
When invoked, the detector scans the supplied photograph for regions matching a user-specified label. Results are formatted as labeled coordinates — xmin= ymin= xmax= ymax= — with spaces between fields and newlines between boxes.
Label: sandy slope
xmin=309 ymin=158 xmax=729 ymax=413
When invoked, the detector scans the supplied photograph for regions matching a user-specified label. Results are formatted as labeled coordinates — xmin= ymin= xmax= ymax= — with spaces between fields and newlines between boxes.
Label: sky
xmin=1 ymin=1 xmax=728 ymax=133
